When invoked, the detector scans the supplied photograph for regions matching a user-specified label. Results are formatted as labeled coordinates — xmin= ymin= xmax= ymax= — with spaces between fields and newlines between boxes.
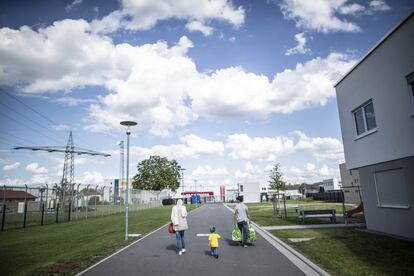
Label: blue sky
xmin=1 ymin=0 xmax=413 ymax=194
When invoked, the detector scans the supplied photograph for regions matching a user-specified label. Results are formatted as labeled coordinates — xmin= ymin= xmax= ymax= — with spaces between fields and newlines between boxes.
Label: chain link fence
xmin=0 ymin=184 xmax=162 ymax=231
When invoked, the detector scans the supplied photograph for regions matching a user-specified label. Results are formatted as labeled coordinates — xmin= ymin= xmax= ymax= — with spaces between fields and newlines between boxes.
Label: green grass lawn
xmin=272 ymin=228 xmax=414 ymax=276
xmin=0 ymin=205 xmax=197 ymax=275
xmin=2 ymin=203 xmax=161 ymax=231
xmin=232 ymin=201 xmax=358 ymax=226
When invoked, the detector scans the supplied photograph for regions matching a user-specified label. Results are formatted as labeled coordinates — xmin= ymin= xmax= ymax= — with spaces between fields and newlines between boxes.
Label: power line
xmin=0 ymin=87 xmax=61 ymax=127
xmin=0 ymin=88 xmax=99 ymax=150
xmin=0 ymin=101 xmax=67 ymax=142
xmin=0 ymin=137 xmax=15 ymax=148
xmin=0 ymin=131 xmax=39 ymax=146
xmin=0 ymin=109 xmax=63 ymax=144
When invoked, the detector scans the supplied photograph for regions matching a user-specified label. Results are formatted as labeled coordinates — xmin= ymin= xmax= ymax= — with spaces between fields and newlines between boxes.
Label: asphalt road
xmin=82 ymin=204 xmax=305 ymax=276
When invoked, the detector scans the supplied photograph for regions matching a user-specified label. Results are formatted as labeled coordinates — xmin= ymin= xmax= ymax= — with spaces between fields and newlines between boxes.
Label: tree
xmin=268 ymin=163 xmax=286 ymax=194
xmin=132 ymin=155 xmax=181 ymax=191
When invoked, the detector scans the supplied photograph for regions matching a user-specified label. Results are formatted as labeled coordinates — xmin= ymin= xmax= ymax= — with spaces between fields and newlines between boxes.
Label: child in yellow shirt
xmin=208 ymin=226 xmax=221 ymax=259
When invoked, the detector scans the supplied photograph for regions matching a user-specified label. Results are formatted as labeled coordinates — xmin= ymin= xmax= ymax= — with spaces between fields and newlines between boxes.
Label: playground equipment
xmin=345 ymin=202 xmax=364 ymax=218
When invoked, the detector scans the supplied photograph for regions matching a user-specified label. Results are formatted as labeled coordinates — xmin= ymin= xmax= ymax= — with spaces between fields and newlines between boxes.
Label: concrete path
xmin=262 ymin=223 xmax=366 ymax=231
xmin=80 ymin=204 xmax=310 ymax=276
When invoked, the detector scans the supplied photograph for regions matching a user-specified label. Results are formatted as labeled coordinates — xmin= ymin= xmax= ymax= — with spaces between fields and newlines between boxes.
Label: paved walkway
xmin=262 ymin=223 xmax=366 ymax=230
xmin=80 ymin=204 xmax=314 ymax=276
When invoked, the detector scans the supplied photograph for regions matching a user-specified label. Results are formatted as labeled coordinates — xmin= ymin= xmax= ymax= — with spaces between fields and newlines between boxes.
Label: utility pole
xmin=118 ymin=141 xmax=124 ymax=206
xmin=194 ymin=179 xmax=198 ymax=206
xmin=180 ymin=168 xmax=186 ymax=193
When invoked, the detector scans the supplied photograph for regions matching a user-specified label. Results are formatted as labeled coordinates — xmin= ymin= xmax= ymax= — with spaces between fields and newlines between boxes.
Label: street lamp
xmin=120 ymin=120 xmax=137 ymax=241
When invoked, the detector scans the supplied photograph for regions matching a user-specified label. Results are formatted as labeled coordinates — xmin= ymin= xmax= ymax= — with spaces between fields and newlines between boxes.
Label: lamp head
xmin=120 ymin=121 xmax=137 ymax=127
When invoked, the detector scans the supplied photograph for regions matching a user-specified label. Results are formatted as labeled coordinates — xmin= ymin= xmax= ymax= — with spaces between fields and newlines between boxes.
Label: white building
xmin=238 ymin=182 xmax=261 ymax=203
xmin=335 ymin=12 xmax=414 ymax=239
xmin=339 ymin=163 xmax=361 ymax=204
xmin=321 ymin=178 xmax=340 ymax=191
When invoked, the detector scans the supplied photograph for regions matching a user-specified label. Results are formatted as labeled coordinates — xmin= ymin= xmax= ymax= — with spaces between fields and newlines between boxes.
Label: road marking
xmin=196 ymin=233 xmax=210 ymax=237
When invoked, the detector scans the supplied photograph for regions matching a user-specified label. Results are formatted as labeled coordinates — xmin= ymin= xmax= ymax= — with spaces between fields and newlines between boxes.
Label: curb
xmin=223 ymin=203 xmax=330 ymax=276
xmin=77 ymin=204 xmax=204 ymax=275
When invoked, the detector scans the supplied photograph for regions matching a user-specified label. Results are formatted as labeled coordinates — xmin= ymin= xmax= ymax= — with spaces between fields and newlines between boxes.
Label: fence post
xmin=23 ymin=185 xmax=28 ymax=228
xmin=342 ymin=190 xmax=347 ymax=224
xmin=68 ymin=201 xmax=72 ymax=222
xmin=41 ymin=202 xmax=45 ymax=226
xmin=95 ymin=185 xmax=98 ymax=217
xmin=56 ymin=203 xmax=59 ymax=223
xmin=1 ymin=203 xmax=5 ymax=231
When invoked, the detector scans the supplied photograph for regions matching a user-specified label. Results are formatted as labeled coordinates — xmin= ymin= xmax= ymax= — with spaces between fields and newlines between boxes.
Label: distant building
xmin=1 ymin=190 xmax=36 ymax=203
xmin=339 ymin=163 xmax=361 ymax=204
xmin=238 ymin=182 xmax=261 ymax=203
xmin=335 ymin=12 xmax=414 ymax=239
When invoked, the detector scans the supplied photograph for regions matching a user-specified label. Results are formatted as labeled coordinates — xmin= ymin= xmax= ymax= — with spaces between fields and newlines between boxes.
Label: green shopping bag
xmin=248 ymin=224 xmax=256 ymax=242
xmin=232 ymin=225 xmax=241 ymax=241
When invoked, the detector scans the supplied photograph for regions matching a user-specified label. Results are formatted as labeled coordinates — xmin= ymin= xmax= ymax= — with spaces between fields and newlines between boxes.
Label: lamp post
xmin=120 ymin=120 xmax=137 ymax=241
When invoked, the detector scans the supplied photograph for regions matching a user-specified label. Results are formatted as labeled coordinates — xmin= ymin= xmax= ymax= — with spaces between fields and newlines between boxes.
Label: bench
xmin=299 ymin=209 xmax=336 ymax=224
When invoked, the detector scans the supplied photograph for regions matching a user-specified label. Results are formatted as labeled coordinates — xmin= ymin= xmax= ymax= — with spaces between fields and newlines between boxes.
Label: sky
xmin=0 ymin=0 xmax=413 ymax=194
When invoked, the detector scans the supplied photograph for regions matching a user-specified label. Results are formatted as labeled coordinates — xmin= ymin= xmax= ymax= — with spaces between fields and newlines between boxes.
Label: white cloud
xmin=25 ymin=162 xmax=49 ymax=184
xmin=285 ymin=32 xmax=310 ymax=56
xmin=54 ymin=124 xmax=70 ymax=131
xmin=31 ymin=174 xmax=49 ymax=184
xmin=284 ymin=163 xmax=340 ymax=183
xmin=0 ymin=19 xmax=119 ymax=92
xmin=278 ymin=0 xmax=391 ymax=33
xmin=25 ymin=162 xmax=48 ymax=174
xmin=0 ymin=178 xmax=25 ymax=186
xmin=192 ymin=53 xmax=355 ymax=119
xmin=369 ymin=0 xmax=391 ymax=12
xmin=292 ymin=131 xmax=344 ymax=162
xmin=279 ymin=0 xmax=361 ymax=33
xmin=53 ymin=97 xmax=97 ymax=106
xmin=227 ymin=133 xmax=295 ymax=161
xmin=235 ymin=161 xmax=264 ymax=181
xmin=126 ymin=134 xmax=224 ymax=160
xmin=65 ymin=0 xmax=83 ymax=12
xmin=191 ymin=165 xmax=229 ymax=178
xmin=185 ymin=21 xmax=214 ymax=36
xmin=338 ymin=3 xmax=365 ymax=15
xmin=91 ymin=0 xmax=244 ymax=33
xmin=3 ymin=162 xmax=20 ymax=171
xmin=77 ymin=171 xmax=105 ymax=184
xmin=0 ymin=18 xmax=355 ymax=136
xmin=226 ymin=131 xmax=344 ymax=163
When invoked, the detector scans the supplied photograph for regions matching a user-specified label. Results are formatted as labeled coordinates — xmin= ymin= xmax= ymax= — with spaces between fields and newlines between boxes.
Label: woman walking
xmin=171 ymin=199 xmax=188 ymax=255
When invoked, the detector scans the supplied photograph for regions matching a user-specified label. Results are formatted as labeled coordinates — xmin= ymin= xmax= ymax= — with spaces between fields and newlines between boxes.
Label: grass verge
xmin=0 ymin=205 xmax=197 ymax=275
xmin=272 ymin=228 xmax=414 ymax=276
xmin=227 ymin=201 xmax=358 ymax=226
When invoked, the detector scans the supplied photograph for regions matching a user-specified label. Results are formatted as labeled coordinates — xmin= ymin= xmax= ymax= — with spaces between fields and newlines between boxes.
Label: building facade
xmin=339 ymin=163 xmax=361 ymax=204
xmin=335 ymin=12 xmax=414 ymax=239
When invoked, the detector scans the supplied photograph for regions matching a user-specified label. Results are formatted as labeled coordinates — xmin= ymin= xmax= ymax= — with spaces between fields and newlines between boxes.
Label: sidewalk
xmin=262 ymin=223 xmax=366 ymax=230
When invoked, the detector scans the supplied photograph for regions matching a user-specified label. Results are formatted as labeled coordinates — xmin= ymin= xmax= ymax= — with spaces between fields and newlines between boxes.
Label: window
xmin=406 ymin=72 xmax=414 ymax=115
xmin=374 ymin=168 xmax=409 ymax=209
xmin=239 ymin=185 xmax=243 ymax=192
xmin=261 ymin=187 xmax=267 ymax=191
xmin=353 ymin=100 xmax=377 ymax=137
